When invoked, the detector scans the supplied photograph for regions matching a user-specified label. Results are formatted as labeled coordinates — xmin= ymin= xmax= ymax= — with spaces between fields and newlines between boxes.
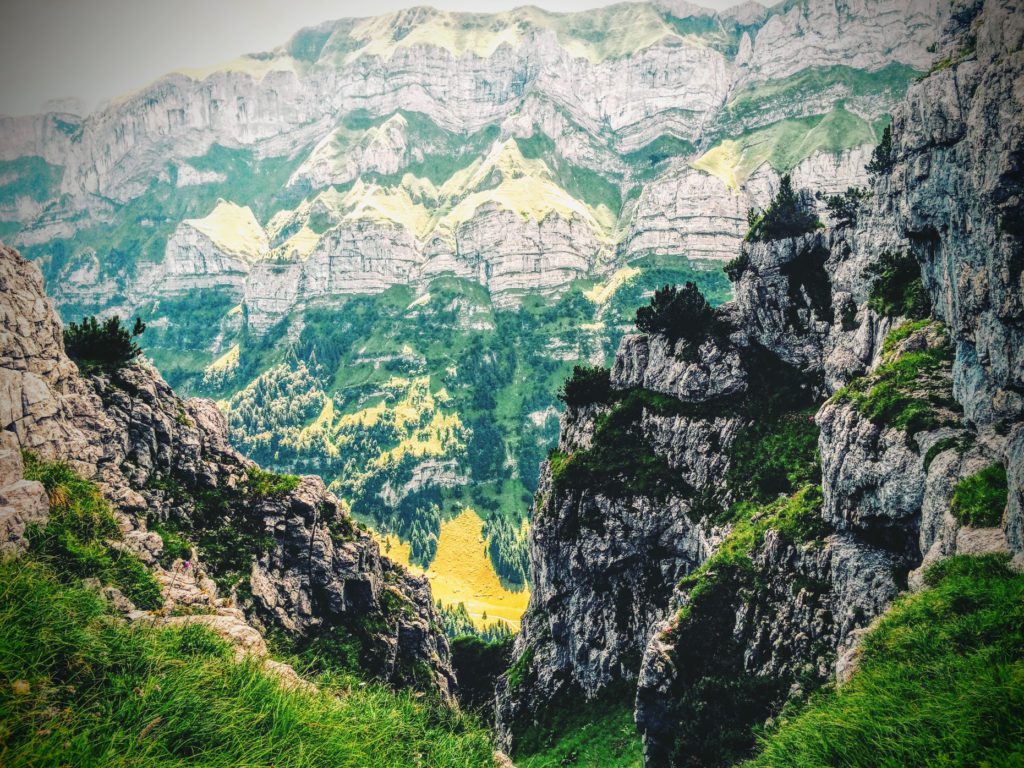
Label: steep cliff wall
xmin=0 ymin=0 xmax=953 ymax=587
xmin=497 ymin=0 xmax=1023 ymax=763
xmin=1 ymin=0 xmax=942 ymax=320
xmin=0 ymin=244 xmax=456 ymax=697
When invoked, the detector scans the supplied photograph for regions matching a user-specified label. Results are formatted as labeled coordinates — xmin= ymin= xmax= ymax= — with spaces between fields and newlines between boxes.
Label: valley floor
xmin=383 ymin=508 xmax=531 ymax=631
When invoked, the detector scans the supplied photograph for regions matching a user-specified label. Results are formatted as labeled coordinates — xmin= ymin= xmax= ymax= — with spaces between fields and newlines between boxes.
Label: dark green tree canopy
xmin=558 ymin=364 xmax=612 ymax=407
xmin=745 ymin=174 xmax=820 ymax=243
xmin=63 ymin=315 xmax=146 ymax=374
xmin=866 ymin=123 xmax=894 ymax=177
xmin=635 ymin=282 xmax=717 ymax=354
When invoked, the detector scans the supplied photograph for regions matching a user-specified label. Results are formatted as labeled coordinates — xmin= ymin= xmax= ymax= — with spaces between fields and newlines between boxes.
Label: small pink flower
xmin=183 ymin=561 xmax=191 ymax=569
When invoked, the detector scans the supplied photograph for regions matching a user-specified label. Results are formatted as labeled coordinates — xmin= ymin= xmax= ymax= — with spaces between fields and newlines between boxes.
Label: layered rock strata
xmin=0 ymin=244 xmax=456 ymax=697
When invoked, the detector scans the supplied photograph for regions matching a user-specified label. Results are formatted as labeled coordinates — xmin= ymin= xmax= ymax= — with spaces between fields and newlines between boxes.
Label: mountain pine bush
xmin=63 ymin=315 xmax=146 ymax=374
xmin=635 ymin=282 xmax=717 ymax=358
xmin=745 ymin=175 xmax=820 ymax=242
xmin=865 ymin=123 xmax=894 ymax=178
xmin=558 ymin=364 xmax=612 ymax=407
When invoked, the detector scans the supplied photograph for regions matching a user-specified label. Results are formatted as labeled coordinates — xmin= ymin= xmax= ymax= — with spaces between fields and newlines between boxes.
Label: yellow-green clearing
xmin=382 ymin=507 xmax=530 ymax=630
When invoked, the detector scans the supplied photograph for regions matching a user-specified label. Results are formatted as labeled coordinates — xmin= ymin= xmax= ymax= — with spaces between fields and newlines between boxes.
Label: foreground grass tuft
xmin=0 ymin=557 xmax=494 ymax=767
xmin=22 ymin=452 xmax=162 ymax=610
xmin=743 ymin=554 xmax=1024 ymax=767
xmin=516 ymin=692 xmax=642 ymax=768
xmin=951 ymin=462 xmax=1008 ymax=528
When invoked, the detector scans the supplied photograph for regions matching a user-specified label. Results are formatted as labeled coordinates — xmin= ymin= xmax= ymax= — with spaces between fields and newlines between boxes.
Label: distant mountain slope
xmin=0 ymin=0 xmax=942 ymax=605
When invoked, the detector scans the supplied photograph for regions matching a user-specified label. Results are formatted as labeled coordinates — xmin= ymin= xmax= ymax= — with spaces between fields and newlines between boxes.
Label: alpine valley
xmin=0 ymin=0 xmax=1022 ymax=764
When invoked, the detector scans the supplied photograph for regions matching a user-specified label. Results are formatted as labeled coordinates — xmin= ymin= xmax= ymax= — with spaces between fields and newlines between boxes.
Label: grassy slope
xmin=516 ymin=696 xmax=642 ymax=768
xmin=693 ymin=107 xmax=879 ymax=190
xmin=0 ymin=557 xmax=494 ymax=767
xmin=744 ymin=555 xmax=1024 ymax=767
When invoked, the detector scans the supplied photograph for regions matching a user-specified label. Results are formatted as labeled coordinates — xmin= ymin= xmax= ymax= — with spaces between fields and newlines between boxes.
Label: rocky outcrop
xmin=0 ymin=430 xmax=49 ymax=555
xmin=498 ymin=0 xmax=1023 ymax=763
xmin=495 ymin=310 xmax=819 ymax=751
xmin=886 ymin=0 xmax=1023 ymax=428
xmin=0 ymin=244 xmax=456 ymax=697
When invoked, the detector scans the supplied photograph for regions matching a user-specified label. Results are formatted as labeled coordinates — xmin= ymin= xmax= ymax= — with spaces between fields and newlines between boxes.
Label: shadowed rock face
xmin=0 ymin=244 xmax=456 ymax=698
xmin=496 ymin=0 xmax=1024 ymax=763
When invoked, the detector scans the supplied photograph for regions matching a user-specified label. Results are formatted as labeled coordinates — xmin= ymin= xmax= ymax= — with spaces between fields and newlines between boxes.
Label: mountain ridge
xmin=0 ymin=0 xmax=943 ymax=641
xmin=495 ymin=0 xmax=1024 ymax=763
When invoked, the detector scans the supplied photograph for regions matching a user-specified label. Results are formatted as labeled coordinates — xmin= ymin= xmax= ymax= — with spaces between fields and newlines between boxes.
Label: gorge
xmin=0 ymin=0 xmax=1022 ymax=765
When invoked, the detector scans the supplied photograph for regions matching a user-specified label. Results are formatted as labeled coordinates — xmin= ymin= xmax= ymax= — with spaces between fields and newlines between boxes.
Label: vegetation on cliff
xmin=63 ymin=315 xmax=147 ymax=374
xmin=744 ymin=555 xmax=1024 ymax=767
xmin=634 ymin=282 xmax=719 ymax=358
xmin=950 ymin=462 xmax=1009 ymax=528
xmin=22 ymin=452 xmax=162 ymax=610
xmin=864 ymin=250 xmax=930 ymax=319
xmin=744 ymin=175 xmax=820 ymax=243
xmin=0 ymin=558 xmax=494 ymax=767
xmin=833 ymin=320 xmax=959 ymax=443
xmin=516 ymin=691 xmax=642 ymax=768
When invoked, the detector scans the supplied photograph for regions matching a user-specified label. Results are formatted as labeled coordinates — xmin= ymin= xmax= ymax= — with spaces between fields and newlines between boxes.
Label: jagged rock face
xmin=496 ymin=325 xmax=761 ymax=751
xmin=733 ymin=232 xmax=835 ymax=370
xmin=635 ymin=528 xmax=904 ymax=766
xmin=500 ymin=0 xmax=1023 ymax=762
xmin=0 ymin=245 xmax=106 ymax=474
xmin=885 ymin=0 xmax=1024 ymax=428
xmin=611 ymin=332 xmax=747 ymax=402
xmin=495 ymin=455 xmax=716 ymax=747
xmin=0 ymin=245 xmax=456 ymax=697
xmin=1 ymin=0 xmax=942 ymax=323
xmin=817 ymin=400 xmax=929 ymax=543
xmin=0 ymin=430 xmax=49 ymax=555
xmin=880 ymin=0 xmax=1024 ymax=553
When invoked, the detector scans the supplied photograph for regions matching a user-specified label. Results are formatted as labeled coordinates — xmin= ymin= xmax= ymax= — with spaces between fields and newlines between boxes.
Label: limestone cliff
xmin=1 ymin=0 xmax=942 ymax=323
xmin=0 ymin=244 xmax=456 ymax=697
xmin=496 ymin=0 xmax=1023 ymax=764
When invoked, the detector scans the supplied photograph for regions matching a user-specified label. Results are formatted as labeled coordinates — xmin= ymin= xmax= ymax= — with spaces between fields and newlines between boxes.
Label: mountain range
xmin=0 ymin=0 xmax=1022 ymax=764
xmin=0 ymin=0 xmax=942 ymax=619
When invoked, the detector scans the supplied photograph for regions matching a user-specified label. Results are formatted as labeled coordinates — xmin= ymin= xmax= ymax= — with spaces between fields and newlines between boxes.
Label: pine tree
xmin=866 ymin=123 xmax=894 ymax=178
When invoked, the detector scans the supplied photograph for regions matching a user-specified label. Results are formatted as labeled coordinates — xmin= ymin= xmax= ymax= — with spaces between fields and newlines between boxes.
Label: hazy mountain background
xmin=0 ymin=0 xmax=940 ymax=628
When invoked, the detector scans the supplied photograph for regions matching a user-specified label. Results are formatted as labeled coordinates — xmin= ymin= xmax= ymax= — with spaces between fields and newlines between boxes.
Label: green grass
xmin=951 ymin=463 xmax=1009 ymax=527
xmin=722 ymin=409 xmax=821 ymax=515
xmin=865 ymin=251 xmax=930 ymax=319
xmin=623 ymin=135 xmax=697 ymax=179
xmin=0 ymin=557 xmax=495 ymax=767
xmin=695 ymin=107 xmax=879 ymax=188
xmin=243 ymin=466 xmax=301 ymax=498
xmin=515 ymin=132 xmax=622 ymax=214
xmin=22 ymin=452 xmax=163 ymax=610
xmin=833 ymin=321 xmax=959 ymax=442
xmin=506 ymin=646 xmax=534 ymax=690
xmin=147 ymin=519 xmax=192 ymax=569
xmin=744 ymin=555 xmax=1024 ymax=767
xmin=548 ymin=388 xmax=695 ymax=505
xmin=516 ymin=695 xmax=642 ymax=768
xmin=678 ymin=484 xmax=826 ymax=618
xmin=724 ymin=64 xmax=920 ymax=126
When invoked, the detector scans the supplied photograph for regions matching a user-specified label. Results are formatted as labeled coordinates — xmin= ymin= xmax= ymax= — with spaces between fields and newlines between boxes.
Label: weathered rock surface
xmin=0 ymin=429 xmax=49 ymax=555
xmin=0 ymin=245 xmax=456 ymax=697
xmin=1 ymin=0 xmax=942 ymax=322
xmin=498 ymin=0 xmax=1023 ymax=764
